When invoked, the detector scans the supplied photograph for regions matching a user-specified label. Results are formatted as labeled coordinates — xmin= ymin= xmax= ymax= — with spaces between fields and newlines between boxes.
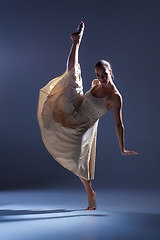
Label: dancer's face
xmin=95 ymin=66 xmax=112 ymax=87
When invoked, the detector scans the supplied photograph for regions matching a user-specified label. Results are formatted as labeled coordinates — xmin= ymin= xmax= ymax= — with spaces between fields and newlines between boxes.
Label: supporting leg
xmin=79 ymin=176 xmax=96 ymax=210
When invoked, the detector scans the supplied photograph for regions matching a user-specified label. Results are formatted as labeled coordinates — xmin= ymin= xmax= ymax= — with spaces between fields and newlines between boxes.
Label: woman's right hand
xmin=70 ymin=21 xmax=84 ymax=44
xmin=121 ymin=149 xmax=139 ymax=155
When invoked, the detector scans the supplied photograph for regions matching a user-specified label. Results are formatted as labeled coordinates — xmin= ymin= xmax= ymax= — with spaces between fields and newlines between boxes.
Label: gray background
xmin=1 ymin=0 xmax=159 ymax=190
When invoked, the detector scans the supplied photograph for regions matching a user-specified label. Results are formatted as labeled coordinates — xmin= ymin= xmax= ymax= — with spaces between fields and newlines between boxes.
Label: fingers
xmin=133 ymin=151 xmax=139 ymax=155
xmin=122 ymin=150 xmax=139 ymax=155
xmin=128 ymin=151 xmax=138 ymax=155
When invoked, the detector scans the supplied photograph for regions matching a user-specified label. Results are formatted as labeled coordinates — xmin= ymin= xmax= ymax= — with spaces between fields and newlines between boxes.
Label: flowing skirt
xmin=37 ymin=64 xmax=98 ymax=180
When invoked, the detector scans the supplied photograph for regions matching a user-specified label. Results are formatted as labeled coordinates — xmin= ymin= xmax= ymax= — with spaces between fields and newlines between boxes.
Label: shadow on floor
xmin=0 ymin=208 xmax=108 ymax=222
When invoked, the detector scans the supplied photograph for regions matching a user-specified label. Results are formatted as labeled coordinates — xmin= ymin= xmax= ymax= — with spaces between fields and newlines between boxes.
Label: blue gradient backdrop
xmin=1 ymin=0 xmax=160 ymax=190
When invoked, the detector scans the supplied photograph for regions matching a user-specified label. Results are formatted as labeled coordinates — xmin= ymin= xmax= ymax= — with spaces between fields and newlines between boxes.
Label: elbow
xmin=115 ymin=123 xmax=124 ymax=129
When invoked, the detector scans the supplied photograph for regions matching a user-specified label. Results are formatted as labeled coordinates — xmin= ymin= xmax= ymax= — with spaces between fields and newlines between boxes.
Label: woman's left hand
xmin=121 ymin=150 xmax=139 ymax=155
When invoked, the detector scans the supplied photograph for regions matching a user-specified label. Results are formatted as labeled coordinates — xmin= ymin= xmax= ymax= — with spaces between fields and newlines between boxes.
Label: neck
xmin=101 ymin=80 xmax=117 ymax=94
xmin=101 ymin=80 xmax=112 ymax=89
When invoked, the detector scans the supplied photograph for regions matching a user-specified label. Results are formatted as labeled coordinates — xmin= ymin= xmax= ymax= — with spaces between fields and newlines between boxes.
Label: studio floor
xmin=0 ymin=188 xmax=160 ymax=240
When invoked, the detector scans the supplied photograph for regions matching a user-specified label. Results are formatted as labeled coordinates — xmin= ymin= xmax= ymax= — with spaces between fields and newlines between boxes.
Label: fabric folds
xmin=37 ymin=64 xmax=108 ymax=180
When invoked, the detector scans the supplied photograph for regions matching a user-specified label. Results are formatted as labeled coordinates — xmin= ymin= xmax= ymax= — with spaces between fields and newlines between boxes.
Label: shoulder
xmin=91 ymin=79 xmax=99 ymax=88
xmin=110 ymin=91 xmax=123 ymax=108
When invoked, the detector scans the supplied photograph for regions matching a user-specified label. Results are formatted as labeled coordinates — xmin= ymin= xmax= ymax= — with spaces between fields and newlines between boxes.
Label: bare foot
xmin=70 ymin=21 xmax=85 ymax=44
xmin=86 ymin=190 xmax=96 ymax=210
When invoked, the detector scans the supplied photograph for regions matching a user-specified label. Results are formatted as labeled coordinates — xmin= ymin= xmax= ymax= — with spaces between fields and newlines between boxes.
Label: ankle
xmin=72 ymin=40 xmax=80 ymax=46
xmin=87 ymin=188 xmax=95 ymax=196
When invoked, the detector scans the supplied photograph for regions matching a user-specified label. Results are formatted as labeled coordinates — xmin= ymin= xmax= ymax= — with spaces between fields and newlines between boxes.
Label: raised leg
xmin=79 ymin=176 xmax=96 ymax=210
xmin=67 ymin=21 xmax=84 ymax=71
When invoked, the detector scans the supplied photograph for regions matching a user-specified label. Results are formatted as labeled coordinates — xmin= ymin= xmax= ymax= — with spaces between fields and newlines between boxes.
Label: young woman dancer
xmin=37 ymin=21 xmax=138 ymax=210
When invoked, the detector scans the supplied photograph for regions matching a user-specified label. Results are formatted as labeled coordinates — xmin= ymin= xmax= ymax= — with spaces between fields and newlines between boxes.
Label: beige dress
xmin=37 ymin=63 xmax=108 ymax=180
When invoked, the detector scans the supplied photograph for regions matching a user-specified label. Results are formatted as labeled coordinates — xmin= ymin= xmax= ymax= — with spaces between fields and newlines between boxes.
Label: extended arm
xmin=112 ymin=93 xmax=138 ymax=155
